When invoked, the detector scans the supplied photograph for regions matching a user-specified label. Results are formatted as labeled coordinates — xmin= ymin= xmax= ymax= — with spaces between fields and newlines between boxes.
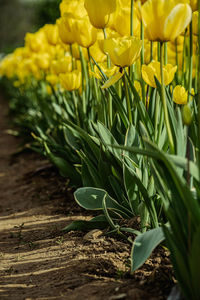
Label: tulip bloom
xmin=59 ymin=70 xmax=82 ymax=91
xmin=190 ymin=0 xmax=197 ymax=11
xmin=73 ymin=17 xmax=97 ymax=48
xmin=141 ymin=0 xmax=192 ymax=42
xmin=57 ymin=15 xmax=75 ymax=45
xmin=84 ymin=0 xmax=116 ymax=29
xmin=173 ymin=85 xmax=188 ymax=104
xmin=103 ymin=36 xmax=142 ymax=67
xmin=142 ymin=61 xmax=177 ymax=88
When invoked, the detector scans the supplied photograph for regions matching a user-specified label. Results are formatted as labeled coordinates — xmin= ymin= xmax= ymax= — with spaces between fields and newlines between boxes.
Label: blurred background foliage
xmin=0 ymin=0 xmax=61 ymax=54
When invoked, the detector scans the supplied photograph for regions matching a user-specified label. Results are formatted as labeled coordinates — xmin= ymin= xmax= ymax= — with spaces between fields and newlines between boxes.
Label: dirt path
xmin=0 ymin=95 xmax=173 ymax=300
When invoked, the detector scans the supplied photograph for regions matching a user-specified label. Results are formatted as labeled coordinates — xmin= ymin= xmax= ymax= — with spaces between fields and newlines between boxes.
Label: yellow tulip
xmin=190 ymin=0 xmax=197 ymax=11
xmin=51 ymin=56 xmax=72 ymax=75
xmin=141 ymin=0 xmax=192 ymax=42
xmin=72 ymin=17 xmax=98 ymax=48
xmin=59 ymin=70 xmax=81 ymax=91
xmin=89 ymin=41 xmax=107 ymax=63
xmin=34 ymin=53 xmax=50 ymax=70
xmin=57 ymin=15 xmax=75 ymax=45
xmin=71 ymin=43 xmax=89 ymax=60
xmin=46 ymin=74 xmax=59 ymax=86
xmin=90 ymin=62 xmax=118 ymax=79
xmin=142 ymin=61 xmax=177 ymax=88
xmin=25 ymin=31 xmax=47 ymax=52
xmin=44 ymin=24 xmax=59 ymax=45
xmin=84 ymin=0 xmax=116 ymax=29
xmin=114 ymin=5 xmax=140 ymax=37
xmin=173 ymin=85 xmax=188 ymax=104
xmin=103 ymin=36 xmax=142 ymax=67
xmin=60 ymin=0 xmax=87 ymax=18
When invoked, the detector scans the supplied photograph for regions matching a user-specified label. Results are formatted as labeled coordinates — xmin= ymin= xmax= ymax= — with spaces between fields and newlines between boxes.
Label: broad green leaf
xmin=74 ymin=187 xmax=132 ymax=219
xmin=62 ymin=215 xmax=108 ymax=232
xmin=131 ymin=227 xmax=165 ymax=272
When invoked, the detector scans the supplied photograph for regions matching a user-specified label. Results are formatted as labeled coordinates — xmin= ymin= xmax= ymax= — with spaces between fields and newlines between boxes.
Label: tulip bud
xmin=182 ymin=104 xmax=193 ymax=126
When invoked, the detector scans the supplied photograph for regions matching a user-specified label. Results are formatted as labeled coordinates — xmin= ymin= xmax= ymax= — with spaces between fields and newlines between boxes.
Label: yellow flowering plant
xmin=1 ymin=1 xmax=200 ymax=299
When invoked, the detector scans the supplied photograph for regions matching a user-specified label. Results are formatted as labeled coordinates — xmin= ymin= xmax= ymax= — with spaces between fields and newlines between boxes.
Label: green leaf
xmin=74 ymin=187 xmax=132 ymax=218
xmin=131 ymin=227 xmax=165 ymax=272
xmin=62 ymin=215 xmax=108 ymax=232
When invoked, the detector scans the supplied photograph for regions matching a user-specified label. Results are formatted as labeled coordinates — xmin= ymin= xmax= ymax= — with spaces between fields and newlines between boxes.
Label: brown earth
xmin=0 ymin=94 xmax=174 ymax=300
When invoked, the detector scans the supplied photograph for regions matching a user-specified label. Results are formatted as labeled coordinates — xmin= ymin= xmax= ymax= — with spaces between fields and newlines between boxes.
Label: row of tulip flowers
xmin=1 ymin=0 xmax=200 ymax=299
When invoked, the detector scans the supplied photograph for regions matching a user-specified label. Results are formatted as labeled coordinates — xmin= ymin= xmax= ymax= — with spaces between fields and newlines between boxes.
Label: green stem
xmin=87 ymin=47 xmax=99 ymax=103
xmin=164 ymin=42 xmax=168 ymax=65
xmin=141 ymin=21 xmax=146 ymax=103
xmin=72 ymin=91 xmax=80 ymax=126
xmin=160 ymin=42 xmax=174 ymax=154
xmin=150 ymin=41 xmax=153 ymax=62
xmin=130 ymin=0 xmax=134 ymax=36
xmin=79 ymin=46 xmax=88 ymax=114
xmin=181 ymin=29 xmax=187 ymax=85
xmin=188 ymin=21 xmax=193 ymax=102
xmin=129 ymin=0 xmax=135 ymax=80
xmin=154 ymin=90 xmax=159 ymax=142
xmin=103 ymin=27 xmax=112 ymax=127
xmin=103 ymin=28 xmax=111 ymax=68
xmin=123 ymin=71 xmax=132 ymax=123
xmin=69 ymin=44 xmax=75 ymax=70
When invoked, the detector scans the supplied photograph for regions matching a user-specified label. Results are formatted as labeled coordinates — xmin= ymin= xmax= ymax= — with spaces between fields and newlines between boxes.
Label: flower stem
xmin=188 ymin=21 xmax=193 ymax=102
xmin=164 ymin=42 xmax=168 ymax=65
xmin=123 ymin=70 xmax=132 ymax=124
xmin=103 ymin=27 xmax=112 ymax=127
xmin=140 ymin=21 xmax=146 ymax=104
xmin=160 ymin=42 xmax=174 ymax=154
xmin=150 ymin=41 xmax=153 ymax=62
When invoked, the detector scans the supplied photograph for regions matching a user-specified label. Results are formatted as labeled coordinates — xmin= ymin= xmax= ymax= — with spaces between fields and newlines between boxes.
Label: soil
xmin=0 ymin=94 xmax=175 ymax=300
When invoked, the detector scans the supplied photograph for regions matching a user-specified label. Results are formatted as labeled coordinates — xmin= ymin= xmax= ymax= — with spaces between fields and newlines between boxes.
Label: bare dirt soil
xmin=0 ymin=95 xmax=174 ymax=300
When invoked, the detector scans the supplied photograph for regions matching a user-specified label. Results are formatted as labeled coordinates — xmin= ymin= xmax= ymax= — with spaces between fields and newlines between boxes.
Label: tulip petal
xmin=164 ymin=4 xmax=192 ymax=41
xmin=101 ymin=71 xmax=124 ymax=89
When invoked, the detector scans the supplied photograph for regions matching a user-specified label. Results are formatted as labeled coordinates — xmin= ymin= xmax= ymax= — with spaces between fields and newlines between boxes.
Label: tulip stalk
xmin=160 ymin=42 xmax=174 ymax=154
xmin=150 ymin=41 xmax=153 ymax=62
xmin=87 ymin=48 xmax=99 ymax=103
xmin=79 ymin=46 xmax=88 ymax=114
xmin=181 ymin=29 xmax=187 ymax=85
xmin=129 ymin=0 xmax=135 ymax=81
xmin=103 ymin=27 xmax=113 ymax=127
xmin=140 ymin=22 xmax=146 ymax=104
xmin=188 ymin=21 xmax=193 ymax=103
xmin=123 ymin=70 xmax=132 ymax=124
xmin=164 ymin=42 xmax=167 ymax=65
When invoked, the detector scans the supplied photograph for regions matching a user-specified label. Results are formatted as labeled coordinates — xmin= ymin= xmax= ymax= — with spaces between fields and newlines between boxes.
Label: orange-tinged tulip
xmin=141 ymin=0 xmax=192 ymax=42
xmin=142 ymin=61 xmax=177 ymax=88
